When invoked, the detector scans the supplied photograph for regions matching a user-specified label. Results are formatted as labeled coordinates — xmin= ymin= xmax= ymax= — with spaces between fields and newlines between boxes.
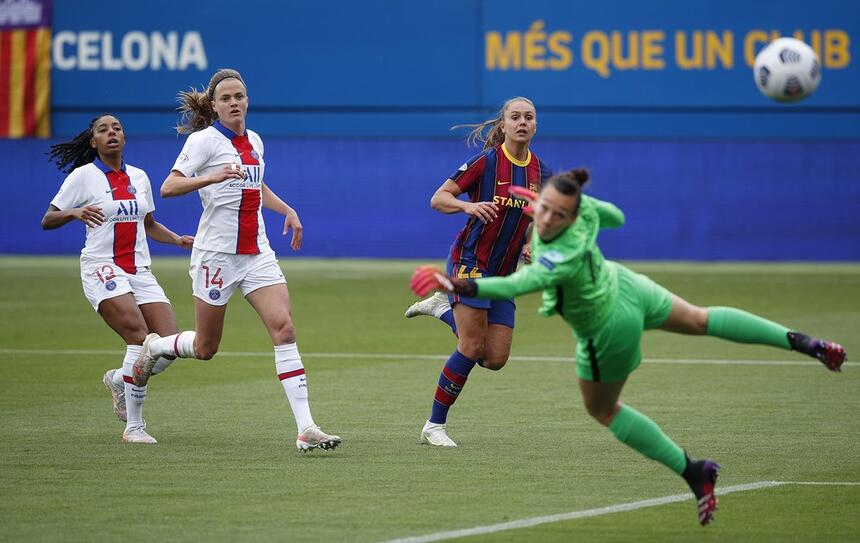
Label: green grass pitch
xmin=1 ymin=257 xmax=858 ymax=542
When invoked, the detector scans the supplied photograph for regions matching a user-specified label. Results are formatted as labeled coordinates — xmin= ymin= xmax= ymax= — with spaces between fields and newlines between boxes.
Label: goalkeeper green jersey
xmin=474 ymin=195 xmax=625 ymax=338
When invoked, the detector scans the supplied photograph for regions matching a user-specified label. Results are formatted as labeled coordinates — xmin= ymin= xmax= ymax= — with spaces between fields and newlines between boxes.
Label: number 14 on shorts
xmin=202 ymin=264 xmax=224 ymax=288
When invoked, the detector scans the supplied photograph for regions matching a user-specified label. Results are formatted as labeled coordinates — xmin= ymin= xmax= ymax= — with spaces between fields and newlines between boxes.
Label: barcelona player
xmin=131 ymin=69 xmax=340 ymax=451
xmin=410 ymin=169 xmax=847 ymax=525
xmin=41 ymin=114 xmax=194 ymax=443
xmin=409 ymin=97 xmax=553 ymax=446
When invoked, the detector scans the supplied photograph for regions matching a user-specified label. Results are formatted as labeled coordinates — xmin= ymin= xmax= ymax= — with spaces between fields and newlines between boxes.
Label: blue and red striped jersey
xmin=448 ymin=144 xmax=552 ymax=278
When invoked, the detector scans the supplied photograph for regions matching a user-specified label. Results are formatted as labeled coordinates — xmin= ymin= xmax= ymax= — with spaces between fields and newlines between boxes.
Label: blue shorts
xmin=446 ymin=258 xmax=516 ymax=328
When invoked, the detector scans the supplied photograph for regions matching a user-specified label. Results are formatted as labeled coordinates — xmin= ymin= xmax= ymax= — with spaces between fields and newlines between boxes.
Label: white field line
xmin=382 ymin=481 xmax=860 ymax=543
xmin=0 ymin=348 xmax=849 ymax=367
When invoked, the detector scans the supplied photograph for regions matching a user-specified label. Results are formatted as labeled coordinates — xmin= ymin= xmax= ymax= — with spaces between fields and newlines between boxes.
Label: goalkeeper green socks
xmin=706 ymin=307 xmax=791 ymax=349
xmin=609 ymin=404 xmax=687 ymax=475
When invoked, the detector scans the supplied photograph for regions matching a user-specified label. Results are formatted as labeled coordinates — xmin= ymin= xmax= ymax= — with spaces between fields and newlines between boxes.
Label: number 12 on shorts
xmin=202 ymin=264 xmax=224 ymax=289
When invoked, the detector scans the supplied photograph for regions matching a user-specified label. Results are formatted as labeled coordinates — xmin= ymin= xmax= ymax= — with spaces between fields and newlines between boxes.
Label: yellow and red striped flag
xmin=0 ymin=0 xmax=51 ymax=138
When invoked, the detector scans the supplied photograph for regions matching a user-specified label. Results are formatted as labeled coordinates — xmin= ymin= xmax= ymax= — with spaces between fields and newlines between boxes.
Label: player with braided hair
xmin=41 ymin=114 xmax=194 ymax=443
xmin=410 ymin=168 xmax=847 ymax=526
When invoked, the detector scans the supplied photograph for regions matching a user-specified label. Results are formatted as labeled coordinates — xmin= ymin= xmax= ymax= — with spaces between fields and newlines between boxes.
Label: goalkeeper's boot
xmin=122 ymin=423 xmax=157 ymax=444
xmin=296 ymin=425 xmax=342 ymax=451
xmin=787 ymin=332 xmax=847 ymax=372
xmin=102 ymin=369 xmax=127 ymax=422
xmin=405 ymin=292 xmax=451 ymax=319
xmin=132 ymin=333 xmax=161 ymax=386
xmin=682 ymin=455 xmax=720 ymax=526
xmin=420 ymin=420 xmax=457 ymax=447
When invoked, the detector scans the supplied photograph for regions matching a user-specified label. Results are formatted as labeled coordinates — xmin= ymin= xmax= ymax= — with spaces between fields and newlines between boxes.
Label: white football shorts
xmin=80 ymin=258 xmax=170 ymax=312
xmin=189 ymin=247 xmax=286 ymax=306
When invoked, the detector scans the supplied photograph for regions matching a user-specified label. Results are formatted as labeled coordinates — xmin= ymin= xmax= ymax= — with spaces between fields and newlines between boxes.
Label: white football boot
xmin=122 ymin=424 xmax=157 ymax=444
xmin=405 ymin=291 xmax=451 ymax=319
xmin=296 ymin=425 xmax=342 ymax=451
xmin=132 ymin=333 xmax=161 ymax=386
xmin=102 ymin=369 xmax=127 ymax=422
xmin=420 ymin=420 xmax=457 ymax=447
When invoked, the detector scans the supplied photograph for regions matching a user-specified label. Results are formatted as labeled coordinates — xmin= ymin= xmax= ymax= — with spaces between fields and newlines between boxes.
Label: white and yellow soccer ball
xmin=754 ymin=37 xmax=821 ymax=103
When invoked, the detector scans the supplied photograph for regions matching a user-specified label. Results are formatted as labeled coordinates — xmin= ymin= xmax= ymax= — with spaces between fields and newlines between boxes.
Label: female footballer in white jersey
xmin=133 ymin=69 xmax=341 ymax=451
xmin=41 ymin=114 xmax=194 ymax=444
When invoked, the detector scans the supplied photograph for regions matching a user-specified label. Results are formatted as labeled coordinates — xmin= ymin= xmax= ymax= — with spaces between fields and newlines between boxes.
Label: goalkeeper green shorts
xmin=575 ymin=264 xmax=673 ymax=383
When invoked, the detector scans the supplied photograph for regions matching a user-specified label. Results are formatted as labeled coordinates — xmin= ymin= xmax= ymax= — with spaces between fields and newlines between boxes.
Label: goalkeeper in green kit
xmin=409 ymin=168 xmax=847 ymax=527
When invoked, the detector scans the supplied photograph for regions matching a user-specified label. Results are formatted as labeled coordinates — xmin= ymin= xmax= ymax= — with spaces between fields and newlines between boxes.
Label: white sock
xmin=151 ymin=356 xmax=175 ymax=375
xmin=150 ymin=331 xmax=197 ymax=359
xmin=111 ymin=367 xmax=124 ymax=386
xmin=275 ymin=343 xmax=314 ymax=432
xmin=122 ymin=345 xmax=147 ymax=431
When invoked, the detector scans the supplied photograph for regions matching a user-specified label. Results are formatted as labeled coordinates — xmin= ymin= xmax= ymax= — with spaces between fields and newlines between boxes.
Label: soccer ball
xmin=753 ymin=37 xmax=821 ymax=103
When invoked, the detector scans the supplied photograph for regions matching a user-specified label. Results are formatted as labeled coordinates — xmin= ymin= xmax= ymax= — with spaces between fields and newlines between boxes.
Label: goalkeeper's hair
xmin=47 ymin=113 xmax=115 ymax=173
xmin=176 ymin=68 xmax=246 ymax=135
xmin=545 ymin=168 xmax=590 ymax=214
xmin=452 ymin=96 xmax=535 ymax=150
xmin=548 ymin=168 xmax=589 ymax=195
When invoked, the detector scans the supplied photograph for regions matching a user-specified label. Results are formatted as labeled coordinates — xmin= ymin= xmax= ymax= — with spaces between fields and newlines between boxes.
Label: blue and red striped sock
xmin=429 ymin=350 xmax=477 ymax=424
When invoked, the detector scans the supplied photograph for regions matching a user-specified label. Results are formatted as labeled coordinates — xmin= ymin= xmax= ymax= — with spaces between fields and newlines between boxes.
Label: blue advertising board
xmin=3 ymin=0 xmax=858 ymax=261
xmin=481 ymin=0 xmax=858 ymax=106
xmin=3 ymin=137 xmax=859 ymax=261
xmin=48 ymin=0 xmax=860 ymax=138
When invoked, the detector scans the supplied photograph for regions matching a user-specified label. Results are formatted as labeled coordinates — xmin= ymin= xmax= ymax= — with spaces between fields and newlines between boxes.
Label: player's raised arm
xmin=410 ymin=257 xmax=565 ymax=301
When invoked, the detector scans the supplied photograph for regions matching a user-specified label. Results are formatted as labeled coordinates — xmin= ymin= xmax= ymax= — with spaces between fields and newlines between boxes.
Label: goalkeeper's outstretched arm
xmin=410 ymin=262 xmax=560 ymax=301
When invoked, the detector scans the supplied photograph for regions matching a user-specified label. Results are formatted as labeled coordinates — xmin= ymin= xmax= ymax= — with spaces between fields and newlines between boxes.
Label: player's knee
xmin=480 ymin=355 xmax=508 ymax=371
xmin=123 ymin=323 xmax=148 ymax=346
xmin=583 ymin=401 xmax=614 ymax=426
xmin=194 ymin=340 xmax=219 ymax=360
xmin=690 ymin=307 xmax=709 ymax=335
xmin=457 ymin=341 xmax=484 ymax=361
xmin=271 ymin=321 xmax=296 ymax=345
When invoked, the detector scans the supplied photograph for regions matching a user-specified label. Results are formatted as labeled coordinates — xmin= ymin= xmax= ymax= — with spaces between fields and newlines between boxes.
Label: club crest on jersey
xmin=208 ymin=288 xmax=221 ymax=301
xmin=105 ymin=280 xmax=117 ymax=291
xmin=250 ymin=150 xmax=259 ymax=160
xmin=126 ymin=185 xmax=137 ymax=194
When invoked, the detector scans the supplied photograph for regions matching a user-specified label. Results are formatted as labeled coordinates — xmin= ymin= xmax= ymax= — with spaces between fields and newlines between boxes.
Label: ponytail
xmin=452 ymin=96 xmax=535 ymax=150
xmin=175 ymin=89 xmax=215 ymax=134
xmin=175 ymin=68 xmax=246 ymax=134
